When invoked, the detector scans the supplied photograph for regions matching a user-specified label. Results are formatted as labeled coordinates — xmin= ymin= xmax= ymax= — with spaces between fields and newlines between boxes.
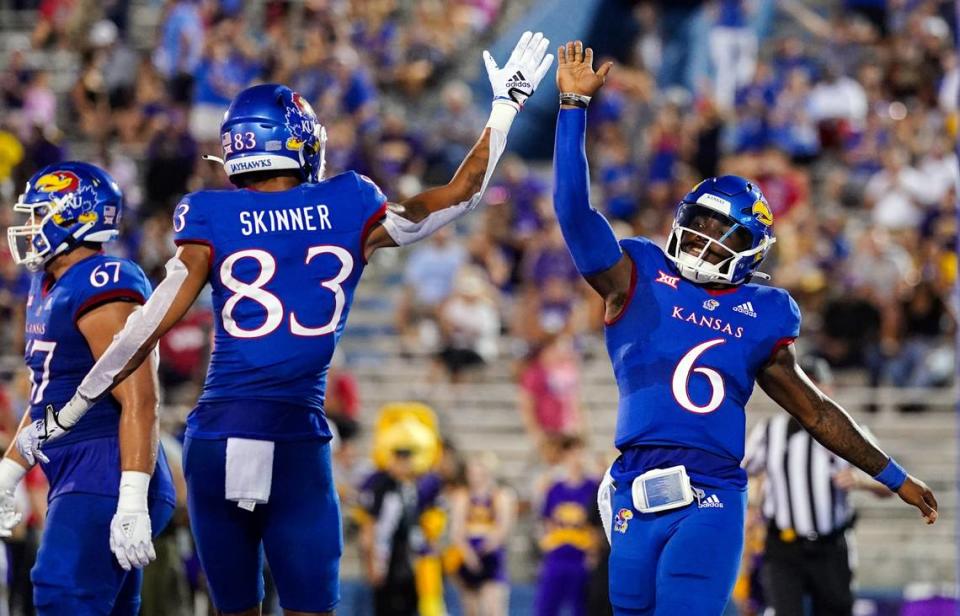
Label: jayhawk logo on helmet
xmin=9 ymin=162 xmax=122 ymax=271
xmin=34 ymin=171 xmax=80 ymax=195
xmin=215 ymin=84 xmax=327 ymax=183
xmin=752 ymin=199 xmax=774 ymax=227
xmin=285 ymin=93 xmax=320 ymax=153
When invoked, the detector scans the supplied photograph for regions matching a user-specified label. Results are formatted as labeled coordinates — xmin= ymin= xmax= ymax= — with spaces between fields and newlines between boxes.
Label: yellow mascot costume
xmin=371 ymin=402 xmax=446 ymax=616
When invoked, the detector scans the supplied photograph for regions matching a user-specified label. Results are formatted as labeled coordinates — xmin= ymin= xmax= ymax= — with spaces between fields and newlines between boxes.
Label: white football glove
xmin=16 ymin=404 xmax=71 ymax=466
xmin=109 ymin=471 xmax=155 ymax=571
xmin=484 ymin=31 xmax=555 ymax=111
xmin=0 ymin=459 xmax=27 ymax=537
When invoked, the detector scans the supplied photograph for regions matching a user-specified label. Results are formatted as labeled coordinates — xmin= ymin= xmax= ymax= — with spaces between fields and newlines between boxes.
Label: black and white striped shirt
xmin=743 ymin=414 xmax=854 ymax=539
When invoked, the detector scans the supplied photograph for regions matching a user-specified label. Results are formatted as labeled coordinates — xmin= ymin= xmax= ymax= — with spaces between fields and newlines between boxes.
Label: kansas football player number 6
xmin=671 ymin=338 xmax=726 ymax=414
xmin=219 ymin=246 xmax=354 ymax=338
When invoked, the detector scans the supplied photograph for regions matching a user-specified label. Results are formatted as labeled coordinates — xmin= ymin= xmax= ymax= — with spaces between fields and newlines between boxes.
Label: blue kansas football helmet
xmin=665 ymin=175 xmax=776 ymax=285
xmin=210 ymin=83 xmax=327 ymax=184
xmin=8 ymin=162 xmax=123 ymax=271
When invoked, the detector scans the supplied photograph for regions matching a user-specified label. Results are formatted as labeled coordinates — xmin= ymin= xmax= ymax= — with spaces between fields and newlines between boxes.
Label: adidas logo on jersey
xmin=698 ymin=493 xmax=724 ymax=509
xmin=732 ymin=301 xmax=757 ymax=318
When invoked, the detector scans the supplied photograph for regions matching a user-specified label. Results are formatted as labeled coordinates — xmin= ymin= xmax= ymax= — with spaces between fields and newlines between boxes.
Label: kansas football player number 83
xmin=219 ymin=247 xmax=354 ymax=338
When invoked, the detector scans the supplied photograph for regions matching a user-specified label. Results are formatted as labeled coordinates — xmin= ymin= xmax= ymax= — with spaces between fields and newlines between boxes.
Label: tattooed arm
xmin=758 ymin=342 xmax=938 ymax=524
xmin=363 ymin=31 xmax=554 ymax=258
xmin=363 ymin=127 xmax=497 ymax=258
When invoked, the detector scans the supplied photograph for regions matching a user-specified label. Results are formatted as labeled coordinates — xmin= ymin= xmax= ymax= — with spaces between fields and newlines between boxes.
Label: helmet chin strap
xmin=201 ymin=155 xmax=226 ymax=166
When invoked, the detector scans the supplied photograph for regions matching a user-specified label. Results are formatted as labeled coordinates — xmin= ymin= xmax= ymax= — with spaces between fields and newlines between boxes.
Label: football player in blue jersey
xmin=19 ymin=33 xmax=554 ymax=616
xmin=550 ymin=41 xmax=938 ymax=615
xmin=1 ymin=162 xmax=175 ymax=614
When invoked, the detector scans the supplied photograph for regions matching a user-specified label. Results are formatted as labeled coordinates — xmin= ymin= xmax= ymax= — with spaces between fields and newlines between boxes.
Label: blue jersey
xmin=24 ymin=253 xmax=175 ymax=503
xmin=173 ymin=172 xmax=387 ymax=440
xmin=606 ymin=238 xmax=801 ymax=490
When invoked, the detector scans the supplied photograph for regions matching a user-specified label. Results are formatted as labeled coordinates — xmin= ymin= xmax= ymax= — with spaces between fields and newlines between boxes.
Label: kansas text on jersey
xmin=607 ymin=238 xmax=801 ymax=490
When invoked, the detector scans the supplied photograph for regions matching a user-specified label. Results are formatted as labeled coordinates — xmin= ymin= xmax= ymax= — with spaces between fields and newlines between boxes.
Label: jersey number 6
xmin=672 ymin=338 xmax=726 ymax=414
xmin=219 ymin=246 xmax=354 ymax=338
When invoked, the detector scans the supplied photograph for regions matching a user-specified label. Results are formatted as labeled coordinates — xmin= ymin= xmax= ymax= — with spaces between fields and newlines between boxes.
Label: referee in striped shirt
xmin=743 ymin=357 xmax=892 ymax=616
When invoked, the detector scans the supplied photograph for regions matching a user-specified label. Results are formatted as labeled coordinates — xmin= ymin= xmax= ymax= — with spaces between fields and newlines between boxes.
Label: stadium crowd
xmin=0 ymin=0 xmax=956 ymax=614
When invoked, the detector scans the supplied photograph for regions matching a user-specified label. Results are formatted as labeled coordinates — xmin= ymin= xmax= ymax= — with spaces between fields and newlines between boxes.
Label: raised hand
xmin=484 ymin=31 xmax=555 ymax=110
xmin=557 ymin=40 xmax=613 ymax=99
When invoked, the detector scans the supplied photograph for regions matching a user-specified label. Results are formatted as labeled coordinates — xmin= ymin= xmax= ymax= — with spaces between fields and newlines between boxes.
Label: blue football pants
xmin=608 ymin=481 xmax=746 ymax=615
xmin=32 ymin=492 xmax=174 ymax=616
xmin=183 ymin=437 xmax=343 ymax=613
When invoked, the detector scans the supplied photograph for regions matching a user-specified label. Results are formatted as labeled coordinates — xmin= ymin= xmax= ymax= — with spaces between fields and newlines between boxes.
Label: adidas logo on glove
xmin=505 ymin=71 xmax=532 ymax=89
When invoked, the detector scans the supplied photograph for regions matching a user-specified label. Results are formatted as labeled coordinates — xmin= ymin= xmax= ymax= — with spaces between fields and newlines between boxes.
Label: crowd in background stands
xmin=0 ymin=0 xmax=956 ymax=613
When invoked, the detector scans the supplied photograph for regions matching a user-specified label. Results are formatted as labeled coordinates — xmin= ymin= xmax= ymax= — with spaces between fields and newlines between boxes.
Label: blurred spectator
xmin=882 ymin=281 xmax=955 ymax=391
xmin=19 ymin=124 xmax=65 ymax=184
xmin=22 ymin=71 xmax=56 ymax=130
xmin=90 ymin=19 xmax=138 ymax=107
xmin=425 ymin=81 xmax=485 ymax=184
xmin=32 ymin=0 xmax=79 ymax=48
xmin=1 ymin=49 xmax=32 ymax=113
xmin=486 ymin=156 xmax=550 ymax=271
xmin=754 ymin=146 xmax=809 ymax=221
xmin=325 ymin=353 xmax=361 ymax=436
xmin=534 ymin=436 xmax=600 ymax=616
xmin=864 ymin=148 xmax=932 ymax=230
xmin=818 ymin=285 xmax=883 ymax=372
xmin=371 ymin=110 xmax=425 ymax=198
xmin=436 ymin=268 xmax=500 ymax=382
xmin=157 ymin=306 xmax=212 ymax=403
xmin=396 ymin=228 xmax=467 ymax=355
xmin=152 ymin=0 xmax=205 ymax=102
xmin=708 ymin=0 xmax=757 ymax=111
xmin=513 ymin=225 xmax=586 ymax=345
xmin=143 ymin=109 xmax=197 ymax=216
xmin=768 ymin=68 xmax=820 ymax=162
xmin=519 ymin=335 xmax=583 ymax=453
xmin=449 ymin=453 xmax=515 ymax=616
xmin=597 ymin=138 xmax=640 ymax=222
xmin=189 ymin=21 xmax=260 ymax=144
xmin=0 ymin=127 xmax=25 ymax=202
xmin=658 ymin=2 xmax=707 ymax=92
xmin=359 ymin=447 xmax=442 ymax=616
xmin=0 ymin=251 xmax=28 ymax=356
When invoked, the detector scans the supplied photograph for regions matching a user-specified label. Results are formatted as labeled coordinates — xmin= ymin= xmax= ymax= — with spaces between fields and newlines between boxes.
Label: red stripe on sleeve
xmin=769 ymin=337 xmax=797 ymax=362
xmin=359 ymin=202 xmax=388 ymax=264
xmin=74 ymin=290 xmax=145 ymax=323
xmin=604 ymin=257 xmax=638 ymax=327
xmin=174 ymin=239 xmax=215 ymax=275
